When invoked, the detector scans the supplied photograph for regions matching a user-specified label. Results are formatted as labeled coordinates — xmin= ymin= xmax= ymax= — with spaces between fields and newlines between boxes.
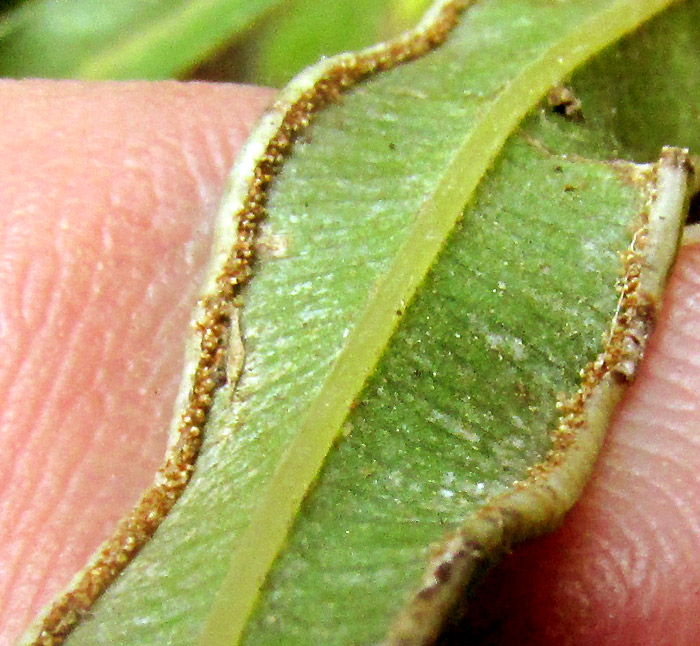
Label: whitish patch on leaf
xmin=387 ymin=147 xmax=692 ymax=646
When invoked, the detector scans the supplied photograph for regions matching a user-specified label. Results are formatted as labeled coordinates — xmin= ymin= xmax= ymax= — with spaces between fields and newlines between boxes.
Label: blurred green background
xmin=0 ymin=0 xmax=432 ymax=87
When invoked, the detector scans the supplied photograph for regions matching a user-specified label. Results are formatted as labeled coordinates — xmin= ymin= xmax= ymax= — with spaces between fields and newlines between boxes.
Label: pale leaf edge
xmin=386 ymin=147 xmax=693 ymax=646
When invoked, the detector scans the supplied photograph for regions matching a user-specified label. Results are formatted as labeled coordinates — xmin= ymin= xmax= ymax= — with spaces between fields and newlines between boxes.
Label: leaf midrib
xmin=198 ymin=1 xmax=677 ymax=644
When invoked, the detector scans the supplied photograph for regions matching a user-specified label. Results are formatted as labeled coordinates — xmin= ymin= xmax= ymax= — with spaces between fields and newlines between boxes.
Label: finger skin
xmin=2 ymin=79 xmax=700 ymax=646
xmin=452 ymin=244 xmax=700 ymax=646
xmin=0 ymin=80 xmax=273 ymax=645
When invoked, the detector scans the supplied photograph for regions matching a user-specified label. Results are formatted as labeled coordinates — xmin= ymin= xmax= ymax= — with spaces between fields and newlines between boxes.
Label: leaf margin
xmin=386 ymin=146 xmax=692 ymax=645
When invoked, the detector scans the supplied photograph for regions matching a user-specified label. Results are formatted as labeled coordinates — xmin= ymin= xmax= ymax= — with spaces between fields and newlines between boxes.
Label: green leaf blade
xmin=237 ymin=122 xmax=680 ymax=646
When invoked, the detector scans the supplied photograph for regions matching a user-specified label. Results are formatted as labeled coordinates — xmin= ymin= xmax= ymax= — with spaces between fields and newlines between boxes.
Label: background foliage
xmin=0 ymin=0 xmax=431 ymax=85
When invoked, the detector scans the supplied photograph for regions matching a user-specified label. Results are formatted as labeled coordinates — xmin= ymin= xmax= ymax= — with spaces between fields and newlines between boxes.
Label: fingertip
xmin=0 ymin=79 xmax=274 ymax=642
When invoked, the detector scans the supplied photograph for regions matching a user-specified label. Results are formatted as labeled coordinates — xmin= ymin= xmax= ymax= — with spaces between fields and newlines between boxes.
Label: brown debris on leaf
xmin=386 ymin=148 xmax=692 ymax=646
xmin=548 ymin=84 xmax=584 ymax=122
xmin=20 ymin=2 xmax=474 ymax=645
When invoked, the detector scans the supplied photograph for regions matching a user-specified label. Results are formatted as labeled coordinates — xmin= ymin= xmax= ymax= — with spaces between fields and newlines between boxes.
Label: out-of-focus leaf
xmin=0 ymin=0 xmax=282 ymax=79
xmin=239 ymin=0 xmax=433 ymax=87
xmin=0 ymin=0 xmax=25 ymax=17
xmin=567 ymin=2 xmax=700 ymax=162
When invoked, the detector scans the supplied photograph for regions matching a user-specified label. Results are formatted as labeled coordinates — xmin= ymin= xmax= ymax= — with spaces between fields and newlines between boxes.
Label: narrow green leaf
xmin=0 ymin=0 xmax=282 ymax=79
xmin=21 ymin=0 xmax=696 ymax=645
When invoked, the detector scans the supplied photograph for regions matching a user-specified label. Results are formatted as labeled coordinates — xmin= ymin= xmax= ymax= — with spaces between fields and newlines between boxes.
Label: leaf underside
xmin=23 ymin=1 xmax=700 ymax=645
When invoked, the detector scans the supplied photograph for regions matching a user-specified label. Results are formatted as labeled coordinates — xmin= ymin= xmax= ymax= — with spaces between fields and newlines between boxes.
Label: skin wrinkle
xmin=584 ymin=475 xmax=698 ymax=622
xmin=609 ymin=458 xmax=700 ymax=550
xmin=621 ymin=370 xmax=700 ymax=416
xmin=0 ymin=80 xmax=274 ymax=644
xmin=598 ymin=500 xmax=655 ymax=594
xmin=656 ymin=335 xmax=700 ymax=369
xmin=615 ymin=436 xmax=700 ymax=484
xmin=199 ymin=122 xmax=229 ymax=185
xmin=178 ymin=131 xmax=215 ymax=208
xmin=559 ymin=540 xmax=630 ymax=633
xmin=0 ymin=224 xmax=31 ymax=338
xmin=7 ymin=497 xmax=57 ymax=608
xmin=590 ymin=534 xmax=632 ymax=598
xmin=660 ymin=251 xmax=700 ymax=336
xmin=598 ymin=526 xmax=668 ymax=635
xmin=624 ymin=420 xmax=700 ymax=462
